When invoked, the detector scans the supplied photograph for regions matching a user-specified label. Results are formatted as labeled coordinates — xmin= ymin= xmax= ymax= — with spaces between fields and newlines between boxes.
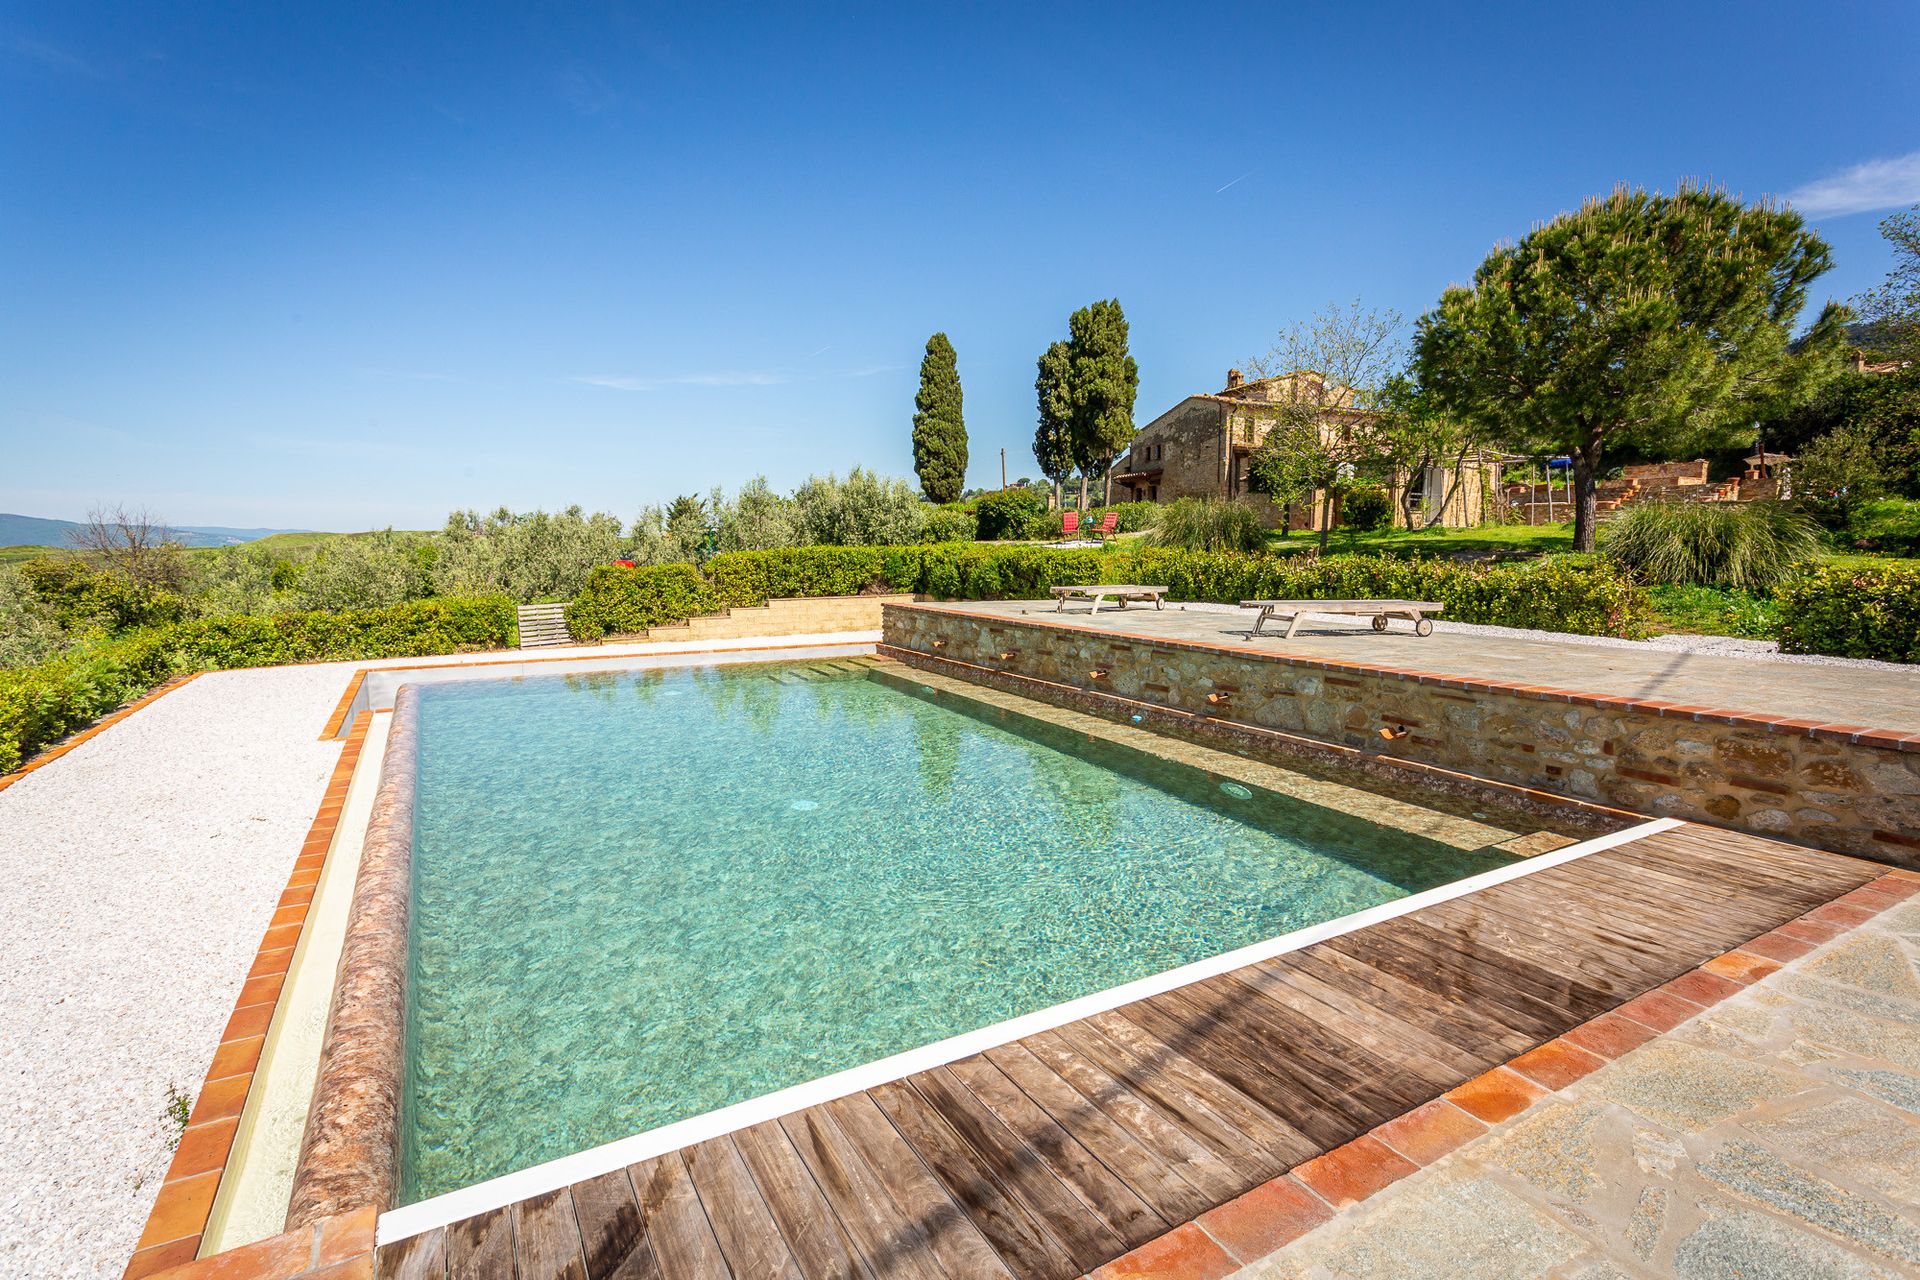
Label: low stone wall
xmin=882 ymin=604 xmax=1920 ymax=868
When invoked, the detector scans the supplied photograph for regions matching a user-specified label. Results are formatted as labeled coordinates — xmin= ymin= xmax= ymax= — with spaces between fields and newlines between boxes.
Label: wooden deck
xmin=375 ymin=824 xmax=1877 ymax=1280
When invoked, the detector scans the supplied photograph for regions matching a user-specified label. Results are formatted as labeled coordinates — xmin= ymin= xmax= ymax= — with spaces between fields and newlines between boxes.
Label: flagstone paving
xmin=1226 ymin=893 xmax=1920 ymax=1279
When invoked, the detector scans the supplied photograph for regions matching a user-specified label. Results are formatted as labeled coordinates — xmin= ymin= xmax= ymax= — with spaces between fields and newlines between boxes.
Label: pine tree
xmin=1416 ymin=185 xmax=1848 ymax=551
xmin=911 ymin=333 xmax=968 ymax=504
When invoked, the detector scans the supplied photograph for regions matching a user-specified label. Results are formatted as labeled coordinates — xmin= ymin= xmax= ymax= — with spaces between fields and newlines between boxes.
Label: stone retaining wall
xmin=882 ymin=604 xmax=1920 ymax=868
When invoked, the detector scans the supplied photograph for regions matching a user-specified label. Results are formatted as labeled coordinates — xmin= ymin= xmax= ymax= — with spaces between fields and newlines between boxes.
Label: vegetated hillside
xmin=0 ymin=512 xmax=312 ymax=550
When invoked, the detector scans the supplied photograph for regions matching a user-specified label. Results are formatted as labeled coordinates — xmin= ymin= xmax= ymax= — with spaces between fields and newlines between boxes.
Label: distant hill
xmin=0 ymin=512 xmax=314 ymax=551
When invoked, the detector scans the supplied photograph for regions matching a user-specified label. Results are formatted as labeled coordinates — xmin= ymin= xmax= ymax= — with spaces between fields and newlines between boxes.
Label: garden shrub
xmin=0 ymin=596 xmax=516 ymax=773
xmin=1338 ymin=485 xmax=1392 ymax=531
xmin=565 ymin=565 xmax=718 ymax=641
xmin=1599 ymin=500 xmax=1821 ymax=592
xmin=173 ymin=595 xmax=514 ymax=667
xmin=921 ymin=505 xmax=977 ymax=543
xmin=0 ymin=628 xmax=182 ymax=773
xmin=1777 ymin=561 xmax=1920 ymax=662
xmin=1146 ymin=498 xmax=1270 ymax=553
xmin=16 ymin=556 xmax=186 ymax=632
xmin=972 ymin=488 xmax=1046 ymax=541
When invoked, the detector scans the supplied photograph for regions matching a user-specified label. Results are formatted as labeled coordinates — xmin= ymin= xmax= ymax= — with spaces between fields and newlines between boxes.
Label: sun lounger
xmin=1241 ymin=599 xmax=1443 ymax=638
xmin=1050 ymin=585 xmax=1169 ymax=614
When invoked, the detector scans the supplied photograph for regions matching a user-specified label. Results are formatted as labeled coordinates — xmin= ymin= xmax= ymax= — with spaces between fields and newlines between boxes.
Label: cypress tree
xmin=1033 ymin=340 xmax=1076 ymax=510
xmin=1066 ymin=299 xmax=1139 ymax=509
xmin=912 ymin=333 xmax=968 ymax=503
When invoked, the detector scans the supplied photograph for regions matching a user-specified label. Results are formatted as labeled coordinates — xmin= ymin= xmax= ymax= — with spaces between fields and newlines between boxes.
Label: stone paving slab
xmin=940 ymin=601 xmax=1920 ymax=736
xmin=1225 ymin=889 xmax=1920 ymax=1279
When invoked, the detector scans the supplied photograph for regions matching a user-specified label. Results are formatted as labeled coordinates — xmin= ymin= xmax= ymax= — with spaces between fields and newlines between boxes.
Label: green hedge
xmin=566 ymin=564 xmax=718 ymax=641
xmin=568 ymin=545 xmax=1641 ymax=640
xmin=1777 ymin=561 xmax=1920 ymax=662
xmin=0 ymin=595 xmax=517 ymax=775
xmin=0 ymin=629 xmax=181 ymax=773
xmin=173 ymin=595 xmax=515 ymax=667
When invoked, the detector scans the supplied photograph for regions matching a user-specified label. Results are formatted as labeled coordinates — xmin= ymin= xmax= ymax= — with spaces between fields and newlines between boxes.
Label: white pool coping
xmin=374 ymin=814 xmax=1686 ymax=1245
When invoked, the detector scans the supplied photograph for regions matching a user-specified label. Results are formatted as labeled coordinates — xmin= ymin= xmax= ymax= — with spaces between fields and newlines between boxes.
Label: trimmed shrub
xmin=1777 ymin=561 xmax=1920 ymax=662
xmin=972 ymin=488 xmax=1046 ymax=541
xmin=0 ymin=595 xmax=521 ymax=775
xmin=173 ymin=596 xmax=514 ymax=667
xmin=0 ymin=628 xmax=181 ymax=773
xmin=921 ymin=506 xmax=977 ymax=543
xmin=565 ymin=565 xmax=718 ymax=641
xmin=1338 ymin=485 xmax=1392 ymax=531
xmin=1146 ymin=499 xmax=1270 ymax=553
xmin=1599 ymin=500 xmax=1821 ymax=592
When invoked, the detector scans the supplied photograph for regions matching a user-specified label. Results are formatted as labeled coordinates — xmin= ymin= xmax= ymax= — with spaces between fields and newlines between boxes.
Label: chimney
xmin=1226 ymin=368 xmax=1244 ymax=390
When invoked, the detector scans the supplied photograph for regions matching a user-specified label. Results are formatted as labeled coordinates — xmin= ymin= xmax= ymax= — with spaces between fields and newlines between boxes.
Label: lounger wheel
xmin=1414 ymin=618 xmax=1433 ymax=637
xmin=1371 ymin=615 xmax=1389 ymax=632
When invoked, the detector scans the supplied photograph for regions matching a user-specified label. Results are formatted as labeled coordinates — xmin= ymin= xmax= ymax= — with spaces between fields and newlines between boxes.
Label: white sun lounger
xmin=1241 ymin=599 xmax=1443 ymax=638
xmin=1049 ymin=585 xmax=1169 ymax=614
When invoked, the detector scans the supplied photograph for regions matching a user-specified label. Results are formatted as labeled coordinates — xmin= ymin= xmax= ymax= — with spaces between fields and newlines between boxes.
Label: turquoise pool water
xmin=399 ymin=659 xmax=1509 ymax=1200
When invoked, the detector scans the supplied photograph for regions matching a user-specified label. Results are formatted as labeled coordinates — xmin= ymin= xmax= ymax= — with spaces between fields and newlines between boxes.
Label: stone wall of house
xmin=881 ymin=604 xmax=1920 ymax=868
xmin=1118 ymin=399 xmax=1224 ymax=505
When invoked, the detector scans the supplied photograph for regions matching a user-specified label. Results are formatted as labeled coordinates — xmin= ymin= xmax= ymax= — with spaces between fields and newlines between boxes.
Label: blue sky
xmin=3 ymin=2 xmax=1917 ymax=531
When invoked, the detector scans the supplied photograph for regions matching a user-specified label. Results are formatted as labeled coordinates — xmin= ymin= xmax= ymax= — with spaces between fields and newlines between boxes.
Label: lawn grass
xmin=1639 ymin=584 xmax=1781 ymax=638
xmin=1268 ymin=522 xmax=1576 ymax=558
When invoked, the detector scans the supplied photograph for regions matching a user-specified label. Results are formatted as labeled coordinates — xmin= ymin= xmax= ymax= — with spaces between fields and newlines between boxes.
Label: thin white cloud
xmin=572 ymin=372 xmax=787 ymax=392
xmin=2 ymin=32 xmax=109 ymax=79
xmin=1785 ymin=150 xmax=1920 ymax=218
xmin=1215 ymin=170 xmax=1254 ymax=194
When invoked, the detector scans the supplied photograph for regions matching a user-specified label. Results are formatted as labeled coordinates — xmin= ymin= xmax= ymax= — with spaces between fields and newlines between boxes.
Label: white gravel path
xmin=0 ymin=639 xmax=701 ymax=1280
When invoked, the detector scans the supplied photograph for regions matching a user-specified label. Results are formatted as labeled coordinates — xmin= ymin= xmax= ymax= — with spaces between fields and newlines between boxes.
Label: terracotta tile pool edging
xmin=1084 ymin=866 xmax=1920 ymax=1279
xmin=314 ymin=634 xmax=890 ymax=740
xmin=286 ymin=688 xmax=420 ymax=1227
xmin=122 ymin=711 xmax=375 ymax=1280
xmin=0 ymin=672 xmax=202 ymax=794
xmin=892 ymin=601 xmax=1920 ymax=752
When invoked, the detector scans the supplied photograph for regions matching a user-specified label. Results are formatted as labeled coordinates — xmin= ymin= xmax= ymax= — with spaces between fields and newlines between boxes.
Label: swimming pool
xmin=399 ymin=658 xmax=1514 ymax=1201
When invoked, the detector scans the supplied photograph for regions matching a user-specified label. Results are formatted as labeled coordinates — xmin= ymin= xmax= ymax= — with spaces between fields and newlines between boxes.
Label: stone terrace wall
xmin=882 ymin=604 xmax=1920 ymax=868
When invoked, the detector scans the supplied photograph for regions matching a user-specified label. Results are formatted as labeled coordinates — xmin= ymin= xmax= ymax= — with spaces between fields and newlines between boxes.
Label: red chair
xmin=1092 ymin=511 xmax=1119 ymax=540
xmin=1060 ymin=511 xmax=1080 ymax=539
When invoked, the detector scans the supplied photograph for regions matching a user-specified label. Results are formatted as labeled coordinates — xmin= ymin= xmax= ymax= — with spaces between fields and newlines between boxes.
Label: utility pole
xmin=1000 ymin=448 xmax=1007 ymax=490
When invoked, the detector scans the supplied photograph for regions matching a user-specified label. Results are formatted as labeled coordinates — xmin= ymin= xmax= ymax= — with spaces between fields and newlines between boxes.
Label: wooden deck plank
xmin=777 ymin=1105 xmax=952 ymax=1280
xmin=632 ymin=1154 xmax=732 ymax=1280
xmin=982 ymin=1041 xmax=1221 ymax=1223
xmin=512 ymin=1188 xmax=588 ymax=1280
xmin=910 ymin=1066 xmax=1125 ymax=1271
xmin=683 ymin=1137 xmax=806 ymax=1280
xmin=944 ymin=1055 xmax=1169 ymax=1247
xmin=377 ymin=1228 xmax=449 ymax=1280
xmin=866 ymin=1079 xmax=1071 ymax=1279
xmin=731 ymin=1122 xmax=869 ymax=1280
xmin=570 ymin=1168 xmax=662 ymax=1280
xmin=1010 ymin=1033 xmax=1246 ymax=1205
xmin=447 ymin=1206 xmax=516 ymax=1280
xmin=385 ymin=825 xmax=1880 ymax=1280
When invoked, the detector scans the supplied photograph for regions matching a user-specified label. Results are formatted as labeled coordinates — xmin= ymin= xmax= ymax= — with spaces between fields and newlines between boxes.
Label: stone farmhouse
xmin=1110 ymin=369 xmax=1500 ymax=530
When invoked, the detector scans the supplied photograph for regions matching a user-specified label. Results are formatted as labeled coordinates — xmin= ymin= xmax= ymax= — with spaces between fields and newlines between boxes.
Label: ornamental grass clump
xmin=1146 ymin=498 xmax=1269 ymax=554
xmin=1599 ymin=500 xmax=1820 ymax=593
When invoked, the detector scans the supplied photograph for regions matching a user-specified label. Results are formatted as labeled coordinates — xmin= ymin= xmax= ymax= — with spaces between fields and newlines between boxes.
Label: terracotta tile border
xmin=1086 ymin=867 xmax=1920 ymax=1279
xmin=0 ymin=673 xmax=202 ymax=794
xmin=895 ymin=602 xmax=1920 ymax=752
xmin=315 ymin=636 xmax=888 ymax=739
xmin=123 ymin=713 xmax=376 ymax=1280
